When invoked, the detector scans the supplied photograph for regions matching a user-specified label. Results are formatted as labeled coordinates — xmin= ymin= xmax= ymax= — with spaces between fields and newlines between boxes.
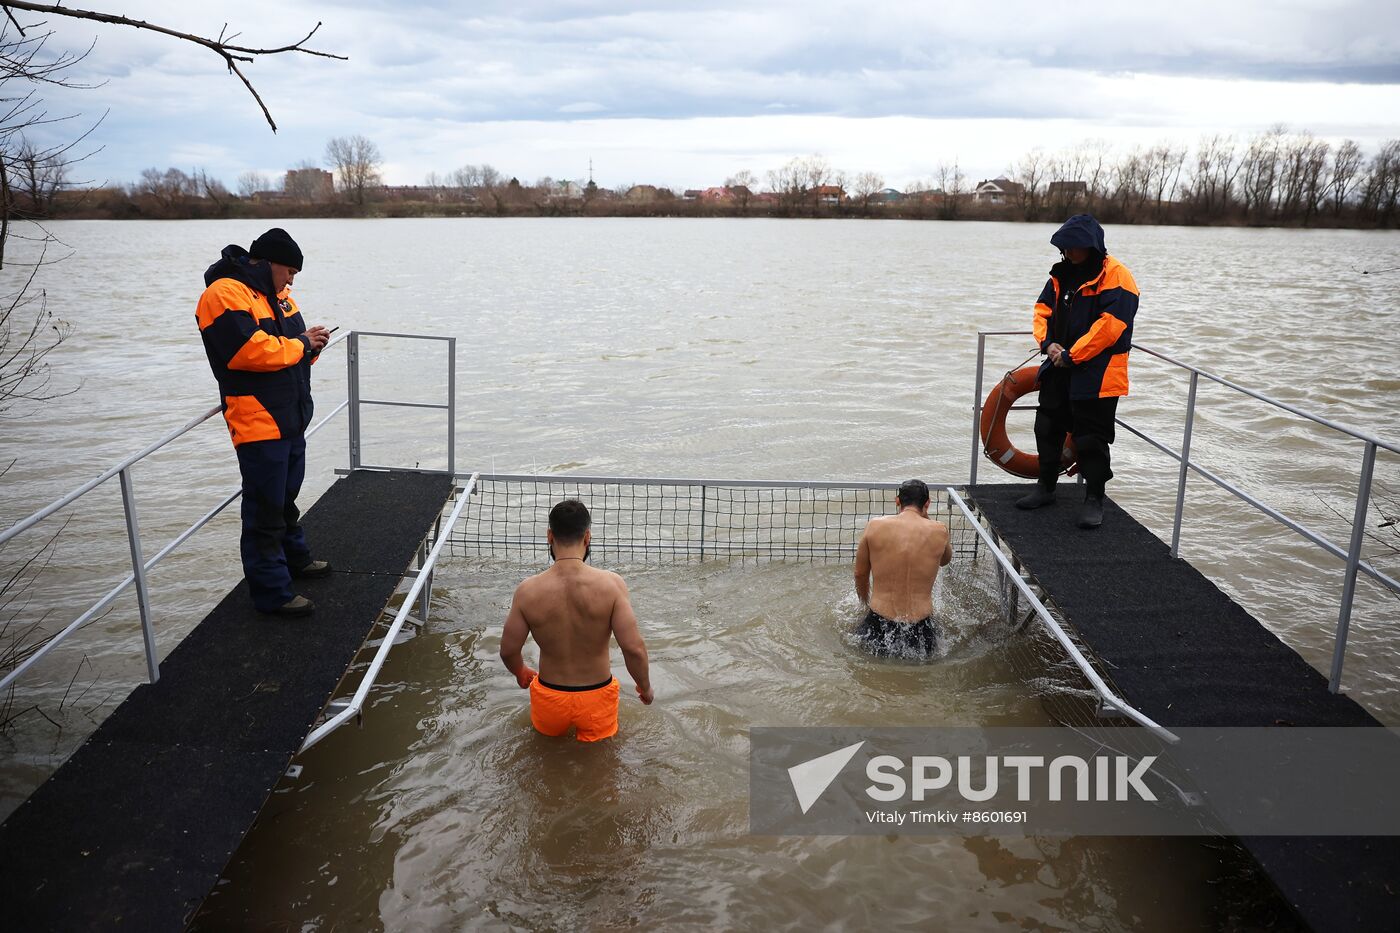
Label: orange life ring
xmin=979 ymin=365 xmax=1077 ymax=479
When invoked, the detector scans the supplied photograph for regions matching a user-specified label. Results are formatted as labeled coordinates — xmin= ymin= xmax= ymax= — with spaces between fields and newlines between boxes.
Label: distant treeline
xmin=15 ymin=126 xmax=1400 ymax=229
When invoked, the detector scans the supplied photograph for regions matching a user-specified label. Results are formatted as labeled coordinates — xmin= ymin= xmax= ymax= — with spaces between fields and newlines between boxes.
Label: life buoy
xmin=979 ymin=365 xmax=1077 ymax=479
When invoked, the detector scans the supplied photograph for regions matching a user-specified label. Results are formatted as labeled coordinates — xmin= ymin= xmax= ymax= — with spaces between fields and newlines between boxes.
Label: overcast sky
xmin=21 ymin=0 xmax=1400 ymax=191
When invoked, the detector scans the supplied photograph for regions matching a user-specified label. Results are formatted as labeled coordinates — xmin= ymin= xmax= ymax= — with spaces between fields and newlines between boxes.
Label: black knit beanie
xmin=249 ymin=228 xmax=304 ymax=270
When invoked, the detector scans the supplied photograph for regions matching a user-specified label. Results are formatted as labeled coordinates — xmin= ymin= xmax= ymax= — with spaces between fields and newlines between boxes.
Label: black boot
xmin=1078 ymin=493 xmax=1104 ymax=529
xmin=1016 ymin=476 xmax=1058 ymax=510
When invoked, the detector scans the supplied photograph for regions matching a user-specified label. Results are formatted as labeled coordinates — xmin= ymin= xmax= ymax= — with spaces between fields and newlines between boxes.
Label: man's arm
xmin=854 ymin=526 xmax=872 ymax=605
xmin=609 ymin=576 xmax=652 ymax=704
xmin=1067 ymin=267 xmax=1139 ymax=365
xmin=197 ymin=281 xmax=312 ymax=371
xmin=940 ymin=532 xmax=953 ymax=567
xmin=499 ymin=590 xmax=537 ymax=689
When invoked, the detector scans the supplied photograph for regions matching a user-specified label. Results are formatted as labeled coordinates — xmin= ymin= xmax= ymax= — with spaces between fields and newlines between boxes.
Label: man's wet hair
xmin=549 ymin=499 xmax=592 ymax=543
xmin=896 ymin=479 xmax=930 ymax=509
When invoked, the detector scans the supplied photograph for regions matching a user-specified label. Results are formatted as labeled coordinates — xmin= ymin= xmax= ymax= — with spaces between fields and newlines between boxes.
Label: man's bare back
xmin=500 ymin=500 xmax=651 ymax=744
xmin=503 ymin=560 xmax=649 ymax=690
xmin=854 ymin=491 xmax=953 ymax=623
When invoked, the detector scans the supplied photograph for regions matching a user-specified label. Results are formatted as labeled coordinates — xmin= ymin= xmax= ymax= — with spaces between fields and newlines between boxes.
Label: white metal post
xmin=118 ymin=468 xmax=160 ymax=684
xmin=347 ymin=331 xmax=361 ymax=470
xmin=446 ymin=336 xmax=457 ymax=476
xmin=416 ymin=539 xmax=431 ymax=621
xmin=1170 ymin=371 xmax=1199 ymax=557
xmin=970 ymin=333 xmax=986 ymax=486
xmin=1329 ymin=441 xmax=1377 ymax=693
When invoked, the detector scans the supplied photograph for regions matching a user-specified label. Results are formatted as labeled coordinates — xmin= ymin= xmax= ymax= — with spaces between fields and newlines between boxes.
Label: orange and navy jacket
xmin=1032 ymin=254 xmax=1139 ymax=400
xmin=196 ymin=245 xmax=315 ymax=447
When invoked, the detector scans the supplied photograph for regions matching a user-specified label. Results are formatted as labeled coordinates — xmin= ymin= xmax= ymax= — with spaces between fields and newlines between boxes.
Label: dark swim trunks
xmin=856 ymin=609 xmax=939 ymax=658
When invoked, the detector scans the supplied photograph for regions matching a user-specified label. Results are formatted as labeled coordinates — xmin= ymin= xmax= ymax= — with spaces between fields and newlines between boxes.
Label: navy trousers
xmin=1035 ymin=377 xmax=1119 ymax=497
xmin=235 ymin=436 xmax=312 ymax=610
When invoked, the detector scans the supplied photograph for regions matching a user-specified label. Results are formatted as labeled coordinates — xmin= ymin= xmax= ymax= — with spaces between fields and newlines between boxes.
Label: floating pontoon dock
xmin=965 ymin=484 xmax=1398 ymax=933
xmin=0 ymin=469 xmax=455 ymax=929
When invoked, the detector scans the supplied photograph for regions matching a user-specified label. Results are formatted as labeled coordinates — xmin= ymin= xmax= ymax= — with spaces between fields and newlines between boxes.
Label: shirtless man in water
xmin=500 ymin=499 xmax=653 ymax=741
xmin=853 ymin=479 xmax=954 ymax=657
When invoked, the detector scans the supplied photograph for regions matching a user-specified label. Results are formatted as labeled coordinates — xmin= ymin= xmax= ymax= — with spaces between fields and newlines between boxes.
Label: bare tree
xmin=766 ymin=156 xmax=807 ymax=215
xmin=1185 ymin=134 xmax=1238 ymax=220
xmin=1240 ymin=125 xmax=1286 ymax=219
xmin=935 ymin=160 xmax=965 ymax=219
xmin=130 ymin=166 xmax=195 ymax=214
xmin=1009 ymin=148 xmax=1047 ymax=219
xmin=1110 ymin=147 xmax=1151 ymax=222
xmin=1360 ymin=140 xmax=1400 ymax=225
xmin=1145 ymin=142 xmax=1187 ymax=222
xmin=0 ymin=243 xmax=73 ymax=416
xmin=0 ymin=2 xmax=344 ymax=132
xmin=236 ymin=170 xmax=270 ymax=198
xmin=725 ymin=169 xmax=756 ymax=211
xmin=192 ymin=167 xmax=231 ymax=214
xmin=10 ymin=141 xmax=67 ymax=216
xmin=325 ymin=134 xmax=382 ymax=205
xmin=450 ymin=164 xmax=483 ymax=190
xmin=1329 ymin=139 xmax=1365 ymax=216
xmin=852 ymin=170 xmax=884 ymax=214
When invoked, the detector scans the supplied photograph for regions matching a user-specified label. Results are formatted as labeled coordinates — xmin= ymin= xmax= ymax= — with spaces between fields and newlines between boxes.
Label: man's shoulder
xmin=586 ymin=565 xmax=627 ymax=590
xmin=1101 ymin=257 xmax=1139 ymax=295
xmin=513 ymin=570 xmax=550 ymax=596
xmin=201 ymin=276 xmax=257 ymax=305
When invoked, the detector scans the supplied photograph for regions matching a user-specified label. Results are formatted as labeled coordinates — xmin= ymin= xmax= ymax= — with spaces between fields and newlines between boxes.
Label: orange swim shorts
xmin=528 ymin=676 xmax=620 ymax=742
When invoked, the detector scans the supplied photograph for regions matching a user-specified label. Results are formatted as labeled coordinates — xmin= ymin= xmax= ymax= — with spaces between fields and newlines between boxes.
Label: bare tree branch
xmin=0 ymin=2 xmax=346 ymax=132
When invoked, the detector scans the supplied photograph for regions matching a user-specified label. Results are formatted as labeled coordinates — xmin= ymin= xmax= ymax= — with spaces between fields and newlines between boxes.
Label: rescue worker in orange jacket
xmin=1016 ymin=214 xmax=1139 ymax=529
xmin=196 ymin=228 xmax=332 ymax=615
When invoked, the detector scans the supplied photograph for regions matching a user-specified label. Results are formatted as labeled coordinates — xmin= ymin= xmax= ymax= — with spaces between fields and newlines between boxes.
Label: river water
xmin=2 ymin=218 xmax=1398 ymax=930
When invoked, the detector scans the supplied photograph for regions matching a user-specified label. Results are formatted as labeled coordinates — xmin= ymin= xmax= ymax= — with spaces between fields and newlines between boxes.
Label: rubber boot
xmin=1078 ymin=493 xmax=1104 ymax=529
xmin=1015 ymin=474 xmax=1058 ymax=510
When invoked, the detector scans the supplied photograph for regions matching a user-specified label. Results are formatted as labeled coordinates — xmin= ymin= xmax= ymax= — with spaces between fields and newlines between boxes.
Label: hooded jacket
xmin=1032 ymin=214 xmax=1139 ymax=400
xmin=195 ymin=245 xmax=315 ymax=447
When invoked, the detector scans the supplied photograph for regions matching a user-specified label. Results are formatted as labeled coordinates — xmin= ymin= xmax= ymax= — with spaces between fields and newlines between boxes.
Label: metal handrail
xmin=468 ymin=472 xmax=942 ymax=490
xmin=946 ymin=487 xmax=1178 ymax=743
xmin=345 ymin=331 xmax=457 ymax=475
xmin=0 ymin=328 xmax=462 ymax=695
xmin=299 ymin=472 xmax=478 ymax=753
xmin=0 ymin=399 xmax=351 ymax=694
xmin=971 ymin=331 xmax=1399 ymax=694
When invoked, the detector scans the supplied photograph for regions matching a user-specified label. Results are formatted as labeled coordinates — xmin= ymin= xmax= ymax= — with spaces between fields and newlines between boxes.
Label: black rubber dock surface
xmin=969 ymin=483 xmax=1399 ymax=933
xmin=0 ymin=469 xmax=454 ymax=931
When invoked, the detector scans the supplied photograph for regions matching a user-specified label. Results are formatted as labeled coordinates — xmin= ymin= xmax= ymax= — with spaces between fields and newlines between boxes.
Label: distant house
xmin=1047 ymin=180 xmax=1088 ymax=201
xmin=556 ymin=180 xmax=585 ymax=199
xmin=625 ymin=184 xmax=660 ymax=203
xmin=698 ymin=186 xmax=732 ymax=202
xmin=726 ymin=184 xmax=753 ymax=201
xmin=972 ymin=177 xmax=1025 ymax=204
xmin=811 ymin=184 xmax=845 ymax=205
xmin=873 ymin=188 xmax=903 ymax=204
xmin=682 ymin=189 xmax=702 ymax=200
